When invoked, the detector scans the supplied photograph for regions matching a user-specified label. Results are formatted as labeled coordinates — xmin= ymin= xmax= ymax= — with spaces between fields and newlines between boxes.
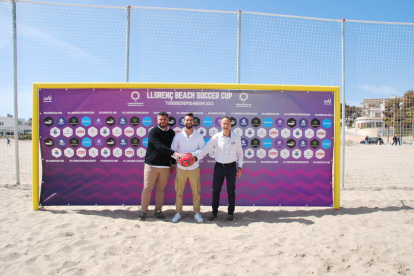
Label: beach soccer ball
xmin=179 ymin=154 xmax=193 ymax=167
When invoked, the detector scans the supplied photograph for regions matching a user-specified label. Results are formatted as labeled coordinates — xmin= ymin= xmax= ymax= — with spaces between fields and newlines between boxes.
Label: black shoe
xmin=207 ymin=214 xmax=217 ymax=221
xmin=226 ymin=215 xmax=235 ymax=222
xmin=138 ymin=212 xmax=147 ymax=221
xmin=154 ymin=211 xmax=166 ymax=219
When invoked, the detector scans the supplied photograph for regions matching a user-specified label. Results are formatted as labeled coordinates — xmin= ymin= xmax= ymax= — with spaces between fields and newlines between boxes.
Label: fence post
xmin=12 ymin=0 xmax=20 ymax=185
xmin=126 ymin=6 xmax=131 ymax=82
xmin=237 ymin=10 xmax=241 ymax=84
xmin=340 ymin=19 xmax=346 ymax=189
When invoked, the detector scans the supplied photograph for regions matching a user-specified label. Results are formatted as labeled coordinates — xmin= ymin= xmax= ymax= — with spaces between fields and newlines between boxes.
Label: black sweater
xmin=145 ymin=127 xmax=176 ymax=166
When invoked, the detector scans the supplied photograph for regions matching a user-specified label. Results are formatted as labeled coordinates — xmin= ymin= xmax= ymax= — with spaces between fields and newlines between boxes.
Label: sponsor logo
xmin=193 ymin=117 xmax=201 ymax=127
xmin=203 ymin=117 xmax=213 ymax=127
xmin=76 ymin=147 xmax=87 ymax=158
xmin=101 ymin=147 xmax=111 ymax=158
xmin=281 ymin=128 xmax=290 ymax=138
xmin=168 ymin=116 xmax=176 ymax=127
xmin=75 ymin=127 xmax=86 ymax=137
xmin=239 ymin=92 xmax=248 ymax=102
xmin=57 ymin=138 xmax=66 ymax=147
xmin=304 ymin=149 xmax=313 ymax=159
xmin=251 ymin=138 xmax=260 ymax=148
xmin=310 ymin=139 xmax=319 ymax=149
xmin=179 ymin=117 xmax=185 ymax=127
xmin=70 ymin=138 xmax=79 ymax=147
xmin=131 ymin=138 xmax=140 ymax=147
xmin=95 ymin=138 xmax=104 ymax=147
xmin=245 ymin=127 xmax=255 ymax=138
xmin=233 ymin=127 xmax=242 ymax=136
xmin=299 ymin=139 xmax=308 ymax=148
xmin=106 ymin=116 xmax=115 ymax=126
xmin=57 ymin=117 xmax=66 ymax=126
xmin=52 ymin=148 xmax=62 ymax=158
xmin=316 ymin=129 xmax=326 ymax=139
xmin=44 ymin=117 xmax=54 ymax=127
xmin=245 ymin=149 xmax=254 ymax=159
xmin=113 ymin=147 xmax=123 ymax=158
xmin=44 ymin=138 xmax=54 ymax=147
xmin=43 ymin=95 xmax=52 ymax=102
xmin=257 ymin=149 xmax=266 ymax=159
xmin=100 ymin=127 xmax=110 ymax=137
xmin=119 ymin=137 xmax=128 ymax=147
xmin=142 ymin=137 xmax=149 ymax=147
xmin=268 ymin=149 xmax=278 ymax=159
xmin=280 ymin=149 xmax=290 ymax=159
xmin=286 ymin=139 xmax=296 ymax=148
xmin=106 ymin=137 xmax=116 ymax=147
xmin=269 ymin=128 xmax=279 ymax=138
xmin=130 ymin=116 xmax=140 ymax=126
xmin=251 ymin=117 xmax=261 ymax=127
xmin=63 ymin=127 xmax=73 ymax=137
xmin=204 ymin=137 xmax=210 ymax=145
xmin=230 ymin=117 xmax=237 ymax=127
xmin=292 ymin=149 xmax=301 ymax=159
xmin=131 ymin=91 xmax=140 ymax=101
xmin=125 ymin=147 xmax=135 ymax=158
xmin=112 ymin=127 xmax=122 ymax=137
xmin=64 ymin=148 xmax=74 ymax=158
xmin=137 ymin=148 xmax=146 ymax=158
xmin=89 ymin=147 xmax=98 ymax=158
xmin=81 ymin=116 xmax=91 ymax=127
xmin=275 ymin=118 xmax=284 ymax=127
xmin=293 ymin=128 xmax=302 ymax=139
xmin=69 ymin=117 xmax=79 ymax=126
xmin=315 ymin=149 xmax=325 ymax=159
xmin=324 ymin=98 xmax=332 ymax=105
xmin=94 ymin=116 xmax=103 ymax=125
xmin=82 ymin=137 xmax=92 ymax=148
xmin=142 ymin=116 xmax=152 ymax=127
xmin=197 ymin=127 xmax=207 ymax=137
xmin=257 ymin=128 xmax=267 ymax=138
xmin=263 ymin=138 xmax=272 ymax=149
xmin=311 ymin=119 xmax=320 ymax=128
xmin=209 ymin=127 xmax=219 ymax=137
xmin=215 ymin=117 xmax=222 ymax=127
xmin=241 ymin=138 xmax=248 ymax=148
xmin=173 ymin=127 xmax=182 ymax=134
xmin=87 ymin=127 xmax=98 ymax=137
xmin=124 ymin=127 xmax=134 ymax=137
xmin=275 ymin=139 xmax=284 ymax=148
xmin=287 ymin=118 xmax=296 ymax=128
xmin=239 ymin=117 xmax=248 ymax=127
xmin=136 ymin=127 xmax=146 ymax=137
xmin=299 ymin=118 xmax=308 ymax=128
xmin=118 ymin=116 xmax=128 ymax=126
xmin=322 ymin=139 xmax=332 ymax=149
xmin=50 ymin=127 xmax=60 ymax=138
xmin=263 ymin=118 xmax=273 ymax=128
xmin=305 ymin=129 xmax=315 ymax=139
xmin=322 ymin=118 xmax=332 ymax=129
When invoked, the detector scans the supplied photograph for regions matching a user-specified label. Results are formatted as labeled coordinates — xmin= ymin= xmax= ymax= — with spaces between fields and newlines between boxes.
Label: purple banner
xmin=39 ymin=88 xmax=334 ymax=206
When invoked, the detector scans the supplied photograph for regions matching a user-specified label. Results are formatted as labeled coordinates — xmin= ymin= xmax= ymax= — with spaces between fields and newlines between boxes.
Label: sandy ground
xmin=0 ymin=140 xmax=413 ymax=276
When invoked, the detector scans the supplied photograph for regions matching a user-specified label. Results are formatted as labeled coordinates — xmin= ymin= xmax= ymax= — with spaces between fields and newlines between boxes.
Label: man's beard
xmin=158 ymin=122 xmax=167 ymax=128
xmin=185 ymin=124 xmax=193 ymax=129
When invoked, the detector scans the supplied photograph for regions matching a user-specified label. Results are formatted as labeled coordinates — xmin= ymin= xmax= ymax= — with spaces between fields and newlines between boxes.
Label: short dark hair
xmin=157 ymin=111 xmax=169 ymax=117
xmin=221 ymin=115 xmax=231 ymax=121
xmin=185 ymin=112 xmax=194 ymax=118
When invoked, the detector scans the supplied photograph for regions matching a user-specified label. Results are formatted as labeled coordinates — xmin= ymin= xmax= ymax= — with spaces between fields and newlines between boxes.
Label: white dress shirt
xmin=171 ymin=128 xmax=205 ymax=170
xmin=193 ymin=131 xmax=244 ymax=168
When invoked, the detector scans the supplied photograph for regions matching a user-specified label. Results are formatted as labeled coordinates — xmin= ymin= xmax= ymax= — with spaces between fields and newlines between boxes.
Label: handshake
xmin=173 ymin=152 xmax=196 ymax=167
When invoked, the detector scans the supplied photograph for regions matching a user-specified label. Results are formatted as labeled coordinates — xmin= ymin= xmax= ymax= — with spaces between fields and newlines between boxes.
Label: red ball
xmin=179 ymin=154 xmax=193 ymax=167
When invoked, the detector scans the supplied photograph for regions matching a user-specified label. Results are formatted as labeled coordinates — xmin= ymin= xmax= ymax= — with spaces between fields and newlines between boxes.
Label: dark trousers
xmin=212 ymin=162 xmax=237 ymax=216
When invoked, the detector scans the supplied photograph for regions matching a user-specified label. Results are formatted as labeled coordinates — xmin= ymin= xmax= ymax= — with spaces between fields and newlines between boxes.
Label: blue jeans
xmin=212 ymin=162 xmax=237 ymax=216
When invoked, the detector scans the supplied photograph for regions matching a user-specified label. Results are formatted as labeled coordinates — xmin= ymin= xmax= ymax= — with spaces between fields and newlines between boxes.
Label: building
xmin=0 ymin=116 xmax=32 ymax=137
xmin=353 ymin=98 xmax=392 ymax=137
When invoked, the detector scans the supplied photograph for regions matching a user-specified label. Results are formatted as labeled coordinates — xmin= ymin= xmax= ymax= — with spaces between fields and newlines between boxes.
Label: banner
xmin=39 ymin=88 xmax=334 ymax=206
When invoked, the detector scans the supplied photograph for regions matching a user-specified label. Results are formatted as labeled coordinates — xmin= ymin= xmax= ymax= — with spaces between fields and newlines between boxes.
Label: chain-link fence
xmin=1 ymin=0 xmax=413 ymax=187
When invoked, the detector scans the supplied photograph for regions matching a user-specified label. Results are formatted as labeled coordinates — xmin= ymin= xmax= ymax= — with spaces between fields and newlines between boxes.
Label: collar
xmin=222 ymin=130 xmax=232 ymax=138
xmin=158 ymin=125 xmax=169 ymax=131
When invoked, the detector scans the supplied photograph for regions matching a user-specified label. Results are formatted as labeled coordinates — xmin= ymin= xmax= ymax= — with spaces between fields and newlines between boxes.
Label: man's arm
xmin=191 ymin=134 xmax=217 ymax=160
xmin=236 ymin=135 xmax=244 ymax=168
xmin=149 ymin=130 xmax=175 ymax=156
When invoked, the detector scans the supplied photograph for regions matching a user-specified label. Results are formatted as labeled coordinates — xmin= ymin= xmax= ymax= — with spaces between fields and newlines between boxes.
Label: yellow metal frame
xmin=32 ymin=83 xmax=340 ymax=210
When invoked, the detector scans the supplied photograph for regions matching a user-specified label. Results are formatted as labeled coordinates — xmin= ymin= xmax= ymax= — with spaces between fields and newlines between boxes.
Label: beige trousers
xmin=141 ymin=164 xmax=171 ymax=213
xmin=175 ymin=167 xmax=201 ymax=214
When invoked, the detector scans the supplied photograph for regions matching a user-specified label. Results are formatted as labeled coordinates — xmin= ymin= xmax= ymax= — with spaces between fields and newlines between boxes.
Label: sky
xmin=1 ymin=0 xmax=414 ymax=119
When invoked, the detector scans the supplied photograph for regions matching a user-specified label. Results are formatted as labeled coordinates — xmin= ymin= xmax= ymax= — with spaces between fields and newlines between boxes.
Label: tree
xmin=341 ymin=104 xmax=362 ymax=126
xmin=25 ymin=118 xmax=32 ymax=126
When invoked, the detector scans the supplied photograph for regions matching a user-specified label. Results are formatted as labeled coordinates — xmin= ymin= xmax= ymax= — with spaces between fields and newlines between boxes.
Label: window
xmin=0 ymin=122 xmax=3 ymax=126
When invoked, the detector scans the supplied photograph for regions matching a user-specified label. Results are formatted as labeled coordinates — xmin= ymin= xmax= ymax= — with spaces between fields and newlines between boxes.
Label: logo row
xmin=47 ymin=125 xmax=329 ymax=141
xmin=44 ymin=116 xmax=332 ymax=129
xmin=50 ymin=147 xmax=327 ymax=160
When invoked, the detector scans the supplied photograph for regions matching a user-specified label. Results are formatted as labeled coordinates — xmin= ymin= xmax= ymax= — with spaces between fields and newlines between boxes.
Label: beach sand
xmin=0 ymin=141 xmax=413 ymax=275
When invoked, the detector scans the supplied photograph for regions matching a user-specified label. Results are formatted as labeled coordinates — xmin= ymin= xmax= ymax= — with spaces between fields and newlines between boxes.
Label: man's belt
xmin=216 ymin=161 xmax=236 ymax=167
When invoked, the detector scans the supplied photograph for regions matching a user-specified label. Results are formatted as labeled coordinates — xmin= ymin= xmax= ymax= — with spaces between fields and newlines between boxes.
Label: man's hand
xmin=174 ymin=152 xmax=185 ymax=161
xmin=236 ymin=168 xmax=242 ymax=178
xmin=189 ymin=156 xmax=197 ymax=166
xmin=170 ymin=165 xmax=176 ymax=173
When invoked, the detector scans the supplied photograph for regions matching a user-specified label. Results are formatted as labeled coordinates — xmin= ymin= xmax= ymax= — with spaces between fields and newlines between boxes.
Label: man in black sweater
xmin=139 ymin=112 xmax=184 ymax=221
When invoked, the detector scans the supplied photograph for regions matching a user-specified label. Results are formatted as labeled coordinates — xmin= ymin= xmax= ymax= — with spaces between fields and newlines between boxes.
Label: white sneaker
xmin=194 ymin=213 xmax=204 ymax=223
xmin=171 ymin=213 xmax=181 ymax=223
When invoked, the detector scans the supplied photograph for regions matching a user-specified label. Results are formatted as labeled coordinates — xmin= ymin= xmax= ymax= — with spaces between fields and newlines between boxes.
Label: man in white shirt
xmin=191 ymin=116 xmax=243 ymax=222
xmin=170 ymin=113 xmax=205 ymax=223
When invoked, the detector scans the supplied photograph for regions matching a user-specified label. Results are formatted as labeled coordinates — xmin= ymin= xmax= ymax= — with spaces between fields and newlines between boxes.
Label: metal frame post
xmin=237 ymin=10 xmax=241 ymax=84
xmin=125 ymin=6 xmax=131 ymax=82
xmin=12 ymin=0 xmax=20 ymax=185
xmin=340 ymin=19 xmax=345 ymax=189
